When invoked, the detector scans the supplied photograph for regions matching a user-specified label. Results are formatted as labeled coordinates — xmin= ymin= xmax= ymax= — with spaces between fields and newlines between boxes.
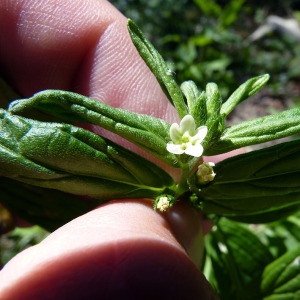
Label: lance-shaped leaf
xmin=180 ymin=81 xmax=200 ymax=113
xmin=207 ymin=138 xmax=300 ymax=181
xmin=196 ymin=139 xmax=300 ymax=221
xmin=220 ymin=74 xmax=270 ymax=116
xmin=206 ymin=107 xmax=300 ymax=155
xmin=127 ymin=19 xmax=188 ymax=118
xmin=228 ymin=204 xmax=300 ymax=224
xmin=8 ymin=90 xmax=179 ymax=167
xmin=261 ymin=246 xmax=300 ymax=299
xmin=202 ymin=113 xmax=225 ymax=154
xmin=0 ymin=109 xmax=175 ymax=201
xmin=180 ymin=81 xmax=207 ymax=127
xmin=206 ymin=82 xmax=222 ymax=118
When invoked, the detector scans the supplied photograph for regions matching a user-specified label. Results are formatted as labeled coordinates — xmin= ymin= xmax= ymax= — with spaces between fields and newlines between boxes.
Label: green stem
xmin=176 ymin=165 xmax=190 ymax=197
xmin=175 ymin=156 xmax=203 ymax=198
xmin=189 ymin=156 xmax=203 ymax=172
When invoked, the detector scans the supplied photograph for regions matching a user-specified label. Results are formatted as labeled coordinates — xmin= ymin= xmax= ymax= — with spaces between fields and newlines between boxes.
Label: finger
xmin=0 ymin=0 xmax=179 ymax=173
xmin=0 ymin=0 xmax=120 ymax=94
xmin=204 ymin=148 xmax=246 ymax=164
xmin=0 ymin=199 xmax=218 ymax=299
xmin=0 ymin=0 xmax=177 ymax=122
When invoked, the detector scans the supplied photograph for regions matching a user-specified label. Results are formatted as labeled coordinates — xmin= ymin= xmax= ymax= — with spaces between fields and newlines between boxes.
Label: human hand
xmin=0 ymin=0 xmax=221 ymax=298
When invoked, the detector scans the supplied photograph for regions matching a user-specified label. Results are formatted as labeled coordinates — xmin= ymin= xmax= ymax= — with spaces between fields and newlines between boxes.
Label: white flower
xmin=166 ymin=115 xmax=207 ymax=157
xmin=197 ymin=162 xmax=216 ymax=184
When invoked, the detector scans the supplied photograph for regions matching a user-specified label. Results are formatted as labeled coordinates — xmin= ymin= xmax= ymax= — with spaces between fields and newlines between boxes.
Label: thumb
xmin=0 ymin=199 xmax=218 ymax=299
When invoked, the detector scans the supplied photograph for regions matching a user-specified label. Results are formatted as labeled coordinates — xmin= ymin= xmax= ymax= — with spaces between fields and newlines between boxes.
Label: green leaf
xmin=0 ymin=109 xmax=174 ymax=201
xmin=202 ymin=113 xmax=225 ymax=154
xmin=253 ymin=213 xmax=300 ymax=259
xmin=228 ymin=204 xmax=300 ymax=224
xmin=180 ymin=80 xmax=207 ymax=126
xmin=220 ymin=74 xmax=270 ymax=117
xmin=207 ymin=138 xmax=300 ymax=182
xmin=197 ymin=139 xmax=300 ymax=221
xmin=206 ymin=82 xmax=222 ymax=118
xmin=205 ymin=218 xmax=273 ymax=299
xmin=206 ymin=107 xmax=300 ymax=155
xmin=193 ymin=91 xmax=208 ymax=127
xmin=8 ymin=89 xmax=179 ymax=167
xmin=261 ymin=246 xmax=300 ymax=299
xmin=180 ymin=81 xmax=200 ymax=112
xmin=127 ymin=19 xmax=188 ymax=118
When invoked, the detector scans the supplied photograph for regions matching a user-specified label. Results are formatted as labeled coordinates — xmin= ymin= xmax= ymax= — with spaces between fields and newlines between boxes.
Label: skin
xmin=0 ymin=0 xmax=243 ymax=298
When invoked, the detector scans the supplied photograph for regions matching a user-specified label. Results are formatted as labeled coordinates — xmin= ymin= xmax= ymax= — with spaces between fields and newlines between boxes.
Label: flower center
xmin=181 ymin=132 xmax=191 ymax=143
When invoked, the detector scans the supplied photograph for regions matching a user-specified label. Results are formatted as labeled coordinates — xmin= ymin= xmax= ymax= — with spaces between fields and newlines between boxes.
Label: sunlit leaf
xmin=0 ymin=110 xmax=175 ymax=202
xmin=8 ymin=90 xmax=179 ymax=167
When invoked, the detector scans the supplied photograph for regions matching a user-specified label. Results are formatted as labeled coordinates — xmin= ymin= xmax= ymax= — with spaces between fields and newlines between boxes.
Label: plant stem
xmin=175 ymin=156 xmax=203 ymax=198
xmin=175 ymin=165 xmax=190 ymax=197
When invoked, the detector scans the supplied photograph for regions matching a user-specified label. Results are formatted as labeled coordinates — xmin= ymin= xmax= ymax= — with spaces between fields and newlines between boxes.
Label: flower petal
xmin=193 ymin=126 xmax=208 ymax=143
xmin=184 ymin=143 xmax=204 ymax=157
xmin=169 ymin=123 xmax=182 ymax=142
xmin=166 ymin=142 xmax=185 ymax=155
xmin=180 ymin=115 xmax=196 ymax=134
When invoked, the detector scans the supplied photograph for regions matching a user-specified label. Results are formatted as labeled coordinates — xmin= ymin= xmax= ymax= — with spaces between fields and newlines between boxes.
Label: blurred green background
xmin=112 ymin=0 xmax=300 ymax=97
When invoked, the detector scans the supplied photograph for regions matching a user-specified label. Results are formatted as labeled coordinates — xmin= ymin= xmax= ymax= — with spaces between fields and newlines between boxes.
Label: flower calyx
xmin=166 ymin=115 xmax=207 ymax=157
